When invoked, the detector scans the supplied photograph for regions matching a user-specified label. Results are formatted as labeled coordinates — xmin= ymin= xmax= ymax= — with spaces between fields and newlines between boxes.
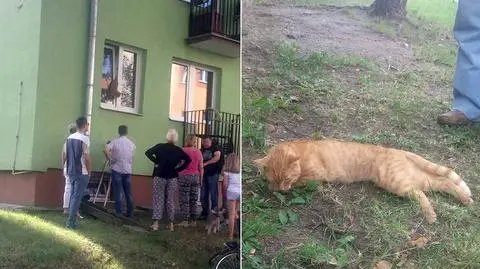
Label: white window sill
xmin=100 ymin=105 xmax=143 ymax=116
xmin=169 ymin=116 xmax=185 ymax=123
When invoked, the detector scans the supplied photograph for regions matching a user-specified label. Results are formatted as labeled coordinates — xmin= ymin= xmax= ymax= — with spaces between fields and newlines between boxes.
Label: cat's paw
xmin=426 ymin=214 xmax=437 ymax=224
xmin=460 ymin=195 xmax=474 ymax=205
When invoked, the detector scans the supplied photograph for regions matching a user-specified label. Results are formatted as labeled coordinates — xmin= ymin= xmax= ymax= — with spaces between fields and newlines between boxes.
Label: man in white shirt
xmin=65 ymin=117 xmax=91 ymax=229
xmin=61 ymin=123 xmax=82 ymax=218
xmin=104 ymin=125 xmax=136 ymax=217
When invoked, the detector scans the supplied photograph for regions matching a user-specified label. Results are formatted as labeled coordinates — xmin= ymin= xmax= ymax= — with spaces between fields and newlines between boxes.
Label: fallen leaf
xmin=328 ymin=256 xmax=338 ymax=265
xmin=289 ymin=95 xmax=299 ymax=102
xmin=408 ymin=237 xmax=428 ymax=248
xmin=374 ymin=260 xmax=392 ymax=269
xmin=396 ymin=253 xmax=408 ymax=267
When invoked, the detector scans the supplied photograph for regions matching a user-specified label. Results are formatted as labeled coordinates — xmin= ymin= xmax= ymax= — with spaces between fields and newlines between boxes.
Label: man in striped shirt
xmin=65 ymin=116 xmax=91 ymax=229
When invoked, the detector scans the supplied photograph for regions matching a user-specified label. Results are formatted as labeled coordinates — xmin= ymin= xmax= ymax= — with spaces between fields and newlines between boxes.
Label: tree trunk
xmin=370 ymin=0 xmax=407 ymax=19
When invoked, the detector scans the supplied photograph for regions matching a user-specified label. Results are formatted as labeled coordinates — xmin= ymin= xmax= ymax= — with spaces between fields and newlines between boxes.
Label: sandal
xmin=150 ymin=224 xmax=159 ymax=231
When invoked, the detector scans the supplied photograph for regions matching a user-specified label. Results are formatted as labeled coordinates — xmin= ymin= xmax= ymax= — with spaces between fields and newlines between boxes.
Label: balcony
xmin=187 ymin=0 xmax=240 ymax=58
xmin=183 ymin=109 xmax=240 ymax=155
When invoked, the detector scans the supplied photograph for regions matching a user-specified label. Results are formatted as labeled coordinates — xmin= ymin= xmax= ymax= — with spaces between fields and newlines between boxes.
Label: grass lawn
xmin=0 ymin=209 xmax=226 ymax=269
xmin=274 ymin=0 xmax=457 ymax=28
xmin=242 ymin=0 xmax=480 ymax=268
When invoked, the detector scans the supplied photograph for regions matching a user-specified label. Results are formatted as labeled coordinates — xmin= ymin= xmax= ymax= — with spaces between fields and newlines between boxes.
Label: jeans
xmin=201 ymin=173 xmax=219 ymax=216
xmin=63 ymin=169 xmax=72 ymax=209
xmin=111 ymin=170 xmax=134 ymax=217
xmin=66 ymin=174 xmax=89 ymax=228
xmin=452 ymin=0 xmax=480 ymax=120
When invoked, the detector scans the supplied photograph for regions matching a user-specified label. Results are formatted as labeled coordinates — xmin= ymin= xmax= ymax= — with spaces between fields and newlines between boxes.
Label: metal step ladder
xmin=91 ymin=160 xmax=114 ymax=207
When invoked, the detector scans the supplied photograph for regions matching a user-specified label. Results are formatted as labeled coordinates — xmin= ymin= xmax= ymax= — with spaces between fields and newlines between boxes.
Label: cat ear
xmin=253 ymin=156 xmax=269 ymax=168
xmin=283 ymin=146 xmax=301 ymax=163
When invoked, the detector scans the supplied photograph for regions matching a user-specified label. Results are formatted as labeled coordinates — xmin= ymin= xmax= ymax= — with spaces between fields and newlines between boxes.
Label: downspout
xmin=11 ymin=81 xmax=29 ymax=175
xmin=85 ymin=0 xmax=98 ymax=135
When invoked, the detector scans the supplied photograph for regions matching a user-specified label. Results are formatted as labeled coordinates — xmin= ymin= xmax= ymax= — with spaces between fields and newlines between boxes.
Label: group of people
xmin=61 ymin=116 xmax=241 ymax=239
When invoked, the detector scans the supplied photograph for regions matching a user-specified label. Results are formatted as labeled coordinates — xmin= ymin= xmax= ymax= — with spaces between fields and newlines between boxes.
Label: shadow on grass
xmin=0 ymin=210 xmax=123 ymax=269
xmin=0 ymin=210 xmax=227 ymax=269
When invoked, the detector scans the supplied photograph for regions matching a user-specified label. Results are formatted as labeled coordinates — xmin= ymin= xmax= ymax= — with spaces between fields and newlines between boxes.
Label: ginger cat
xmin=254 ymin=139 xmax=473 ymax=223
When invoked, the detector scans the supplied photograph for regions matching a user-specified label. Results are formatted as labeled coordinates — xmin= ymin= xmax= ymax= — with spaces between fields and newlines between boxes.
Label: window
xmin=169 ymin=62 xmax=215 ymax=121
xmin=101 ymin=42 xmax=143 ymax=114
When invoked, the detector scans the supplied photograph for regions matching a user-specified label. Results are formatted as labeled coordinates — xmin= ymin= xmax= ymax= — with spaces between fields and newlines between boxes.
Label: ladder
xmin=92 ymin=160 xmax=113 ymax=207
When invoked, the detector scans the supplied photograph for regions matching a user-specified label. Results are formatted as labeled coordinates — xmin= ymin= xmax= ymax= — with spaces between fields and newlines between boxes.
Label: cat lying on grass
xmin=254 ymin=139 xmax=473 ymax=223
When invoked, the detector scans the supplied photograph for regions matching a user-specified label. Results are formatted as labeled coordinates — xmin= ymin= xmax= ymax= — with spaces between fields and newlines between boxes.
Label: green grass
xmin=242 ymin=41 xmax=378 ymax=149
xmin=242 ymin=0 xmax=480 ymax=268
xmin=407 ymin=0 xmax=457 ymax=28
xmin=298 ymin=235 xmax=356 ymax=268
xmin=260 ymin=0 xmax=457 ymax=28
xmin=0 ymin=210 xmax=225 ymax=269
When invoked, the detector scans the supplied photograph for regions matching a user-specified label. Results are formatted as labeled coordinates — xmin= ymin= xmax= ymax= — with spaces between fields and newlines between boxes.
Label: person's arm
xmin=198 ymin=151 xmax=204 ymax=185
xmin=145 ymin=144 xmax=159 ymax=163
xmin=83 ymin=142 xmax=91 ymax=176
xmin=176 ymin=150 xmax=192 ymax=172
xmin=61 ymin=143 xmax=66 ymax=167
xmin=204 ymin=150 xmax=221 ymax=167
xmin=85 ymin=153 xmax=91 ymax=176
xmin=223 ymin=172 xmax=229 ymax=191
xmin=104 ymin=142 xmax=113 ymax=162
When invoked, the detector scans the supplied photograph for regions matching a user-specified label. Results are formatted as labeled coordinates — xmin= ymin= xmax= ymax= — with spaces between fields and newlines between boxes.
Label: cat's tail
xmin=405 ymin=152 xmax=472 ymax=197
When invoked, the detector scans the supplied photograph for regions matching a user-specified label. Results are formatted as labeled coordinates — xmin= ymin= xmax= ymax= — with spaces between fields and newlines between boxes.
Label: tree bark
xmin=370 ymin=0 xmax=407 ymax=19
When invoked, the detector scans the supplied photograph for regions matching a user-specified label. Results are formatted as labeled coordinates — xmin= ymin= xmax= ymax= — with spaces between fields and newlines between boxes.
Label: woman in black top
xmin=145 ymin=129 xmax=191 ymax=231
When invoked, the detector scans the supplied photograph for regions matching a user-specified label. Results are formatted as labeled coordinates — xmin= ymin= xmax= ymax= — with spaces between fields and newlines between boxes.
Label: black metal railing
xmin=183 ymin=109 xmax=240 ymax=156
xmin=189 ymin=0 xmax=240 ymax=41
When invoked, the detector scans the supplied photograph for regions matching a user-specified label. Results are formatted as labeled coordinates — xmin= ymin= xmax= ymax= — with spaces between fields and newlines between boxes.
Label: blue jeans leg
xmin=121 ymin=173 xmax=134 ymax=217
xmin=207 ymin=174 xmax=219 ymax=210
xmin=201 ymin=176 xmax=209 ymax=216
xmin=111 ymin=170 xmax=124 ymax=215
xmin=452 ymin=0 xmax=480 ymax=121
xmin=66 ymin=174 xmax=89 ymax=228
xmin=201 ymin=174 xmax=219 ymax=215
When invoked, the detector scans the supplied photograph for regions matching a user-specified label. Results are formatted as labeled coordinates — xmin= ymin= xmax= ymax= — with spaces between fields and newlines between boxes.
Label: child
xmin=222 ymin=153 xmax=241 ymax=240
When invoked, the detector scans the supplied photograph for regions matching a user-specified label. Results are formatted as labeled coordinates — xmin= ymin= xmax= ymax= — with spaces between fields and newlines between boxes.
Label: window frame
xmin=199 ymin=70 xmax=208 ymax=84
xmin=169 ymin=61 xmax=217 ymax=122
xmin=100 ymin=43 xmax=143 ymax=115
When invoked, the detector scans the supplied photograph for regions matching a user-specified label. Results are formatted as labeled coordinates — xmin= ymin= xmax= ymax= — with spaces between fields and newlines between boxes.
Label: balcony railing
xmin=188 ymin=0 xmax=240 ymax=42
xmin=183 ymin=109 xmax=240 ymax=156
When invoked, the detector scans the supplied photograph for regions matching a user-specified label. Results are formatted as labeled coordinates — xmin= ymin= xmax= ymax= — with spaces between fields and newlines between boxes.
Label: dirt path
xmin=243 ymin=2 xmax=416 ymax=70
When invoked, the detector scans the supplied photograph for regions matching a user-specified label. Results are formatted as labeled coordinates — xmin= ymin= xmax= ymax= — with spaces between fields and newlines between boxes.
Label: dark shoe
xmin=66 ymin=221 xmax=79 ymax=229
xmin=437 ymin=111 xmax=471 ymax=126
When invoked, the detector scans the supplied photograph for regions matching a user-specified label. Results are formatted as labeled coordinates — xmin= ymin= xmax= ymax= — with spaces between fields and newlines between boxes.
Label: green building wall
xmin=0 ymin=0 xmax=42 ymax=171
xmin=30 ymin=0 xmax=240 ymax=175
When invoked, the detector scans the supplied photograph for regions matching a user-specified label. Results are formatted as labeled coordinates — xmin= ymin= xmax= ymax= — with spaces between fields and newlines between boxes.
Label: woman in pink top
xmin=178 ymin=134 xmax=204 ymax=227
